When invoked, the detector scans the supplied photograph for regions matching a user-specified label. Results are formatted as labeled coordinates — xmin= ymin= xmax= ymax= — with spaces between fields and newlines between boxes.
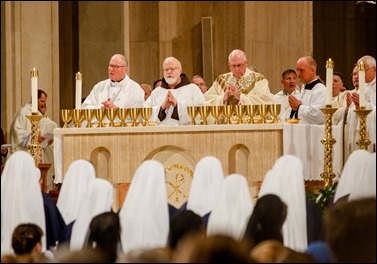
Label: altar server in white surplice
xmin=144 ymin=57 xmax=205 ymax=125
xmin=9 ymin=89 xmax=59 ymax=191
xmin=82 ymin=53 xmax=144 ymax=111
xmin=346 ymin=55 xmax=376 ymax=154
xmin=288 ymin=56 xmax=326 ymax=125
xmin=273 ymin=69 xmax=302 ymax=121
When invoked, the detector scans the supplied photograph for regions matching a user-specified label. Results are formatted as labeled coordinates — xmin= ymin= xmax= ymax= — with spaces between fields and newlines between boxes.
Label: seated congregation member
xmin=204 ymin=49 xmax=274 ymax=106
xmin=178 ymin=234 xmax=253 ymax=263
xmin=167 ymin=209 xmax=205 ymax=257
xmin=9 ymin=89 xmax=58 ymax=191
xmin=1 ymin=223 xmax=48 ymax=263
xmin=144 ymin=56 xmax=205 ymax=125
xmin=250 ymin=239 xmax=315 ymax=263
xmin=242 ymin=194 xmax=287 ymax=252
xmin=273 ymin=69 xmax=302 ymax=121
xmin=84 ymin=211 xmax=121 ymax=263
xmin=288 ymin=56 xmax=326 ymax=124
xmin=324 ymin=197 xmax=376 ymax=263
xmin=1 ymin=151 xmax=46 ymax=256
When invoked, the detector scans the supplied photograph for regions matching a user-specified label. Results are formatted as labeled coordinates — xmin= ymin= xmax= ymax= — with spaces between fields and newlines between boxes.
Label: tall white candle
xmin=75 ymin=72 xmax=82 ymax=109
xmin=358 ymin=61 xmax=366 ymax=108
xmin=325 ymin=59 xmax=334 ymax=106
xmin=30 ymin=68 xmax=38 ymax=113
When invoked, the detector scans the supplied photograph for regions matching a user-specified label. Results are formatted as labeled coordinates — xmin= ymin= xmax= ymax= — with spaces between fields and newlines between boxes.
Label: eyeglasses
xmin=163 ymin=67 xmax=180 ymax=72
xmin=108 ymin=65 xmax=126 ymax=70
xmin=229 ymin=62 xmax=246 ymax=69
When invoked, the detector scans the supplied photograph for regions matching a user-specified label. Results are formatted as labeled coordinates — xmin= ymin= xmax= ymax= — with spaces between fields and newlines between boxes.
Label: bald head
xmin=296 ymin=56 xmax=318 ymax=84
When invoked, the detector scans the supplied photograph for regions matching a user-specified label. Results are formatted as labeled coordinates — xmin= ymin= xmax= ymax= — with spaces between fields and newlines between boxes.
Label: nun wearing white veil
xmin=119 ymin=160 xmax=170 ymax=254
xmin=186 ymin=156 xmax=225 ymax=225
xmin=57 ymin=159 xmax=97 ymax=226
xmin=348 ymin=152 xmax=376 ymax=201
xmin=69 ymin=178 xmax=114 ymax=251
xmin=1 ymin=151 xmax=46 ymax=255
xmin=206 ymin=173 xmax=253 ymax=241
xmin=258 ymin=155 xmax=307 ymax=252
xmin=333 ymin=149 xmax=371 ymax=203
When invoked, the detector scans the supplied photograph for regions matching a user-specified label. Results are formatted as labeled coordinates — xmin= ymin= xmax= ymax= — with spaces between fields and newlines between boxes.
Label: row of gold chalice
xmin=187 ymin=104 xmax=281 ymax=125
xmin=60 ymin=107 xmax=153 ymax=128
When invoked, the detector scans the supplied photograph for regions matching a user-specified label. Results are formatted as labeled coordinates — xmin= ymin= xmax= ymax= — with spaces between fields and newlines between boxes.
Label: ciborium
xmin=118 ymin=108 xmax=129 ymax=127
xmin=105 ymin=108 xmax=118 ymax=127
xmin=187 ymin=106 xmax=198 ymax=125
xmin=94 ymin=108 xmax=105 ymax=127
xmin=83 ymin=109 xmax=94 ymax=128
xmin=210 ymin=105 xmax=223 ymax=125
xmin=61 ymin=109 xmax=72 ymax=128
xmin=141 ymin=107 xmax=152 ymax=126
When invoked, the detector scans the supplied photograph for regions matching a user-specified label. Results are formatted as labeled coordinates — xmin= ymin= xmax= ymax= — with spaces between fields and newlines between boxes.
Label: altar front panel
xmin=54 ymin=124 xmax=283 ymax=191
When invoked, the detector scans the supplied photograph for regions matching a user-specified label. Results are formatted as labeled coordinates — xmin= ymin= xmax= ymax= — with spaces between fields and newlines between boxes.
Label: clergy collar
xmin=110 ymin=76 xmax=126 ymax=87
xmin=304 ymin=78 xmax=322 ymax=90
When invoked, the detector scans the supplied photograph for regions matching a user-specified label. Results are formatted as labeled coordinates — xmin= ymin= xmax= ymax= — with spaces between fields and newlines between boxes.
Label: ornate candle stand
xmin=320 ymin=106 xmax=338 ymax=188
xmin=27 ymin=113 xmax=43 ymax=166
xmin=354 ymin=106 xmax=372 ymax=150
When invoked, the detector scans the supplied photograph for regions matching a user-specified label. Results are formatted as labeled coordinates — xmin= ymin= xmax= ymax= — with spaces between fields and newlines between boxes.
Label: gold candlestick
xmin=354 ymin=106 xmax=372 ymax=150
xmin=320 ymin=106 xmax=338 ymax=188
xmin=27 ymin=113 xmax=43 ymax=166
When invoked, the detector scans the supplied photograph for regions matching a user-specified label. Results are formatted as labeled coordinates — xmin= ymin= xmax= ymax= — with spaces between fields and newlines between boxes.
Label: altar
xmin=54 ymin=124 xmax=283 ymax=207
xmin=53 ymin=122 xmax=343 ymax=208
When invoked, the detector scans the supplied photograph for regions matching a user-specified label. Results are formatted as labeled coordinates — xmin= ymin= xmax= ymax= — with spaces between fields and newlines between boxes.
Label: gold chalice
xmin=210 ymin=105 xmax=223 ymax=125
xmin=61 ymin=109 xmax=72 ymax=128
xmin=94 ymin=108 xmax=105 ymax=127
xmin=270 ymin=104 xmax=282 ymax=123
xmin=118 ymin=108 xmax=129 ymax=127
xmin=259 ymin=104 xmax=271 ymax=124
xmin=223 ymin=105 xmax=234 ymax=124
xmin=105 ymin=108 xmax=118 ymax=127
xmin=234 ymin=105 xmax=245 ymax=124
xmin=129 ymin=107 xmax=140 ymax=127
xmin=187 ymin=106 xmax=198 ymax=125
xmin=198 ymin=105 xmax=210 ymax=125
xmin=83 ymin=109 xmax=94 ymax=128
xmin=72 ymin=109 xmax=84 ymax=127
xmin=245 ymin=105 xmax=254 ymax=124
xmin=141 ymin=107 xmax=152 ymax=126
xmin=252 ymin=104 xmax=262 ymax=123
